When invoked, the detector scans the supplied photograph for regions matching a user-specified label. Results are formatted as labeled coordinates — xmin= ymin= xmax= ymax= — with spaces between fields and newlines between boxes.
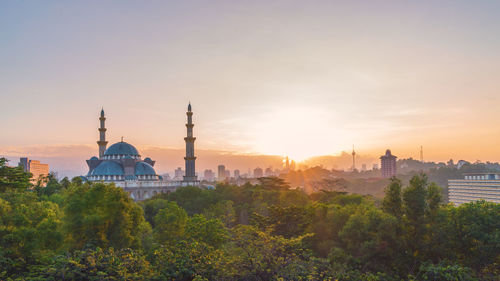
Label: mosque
xmin=83 ymin=104 xmax=199 ymax=200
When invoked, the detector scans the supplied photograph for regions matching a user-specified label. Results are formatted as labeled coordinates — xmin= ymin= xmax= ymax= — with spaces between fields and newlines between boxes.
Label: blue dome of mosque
xmin=135 ymin=162 xmax=157 ymax=176
xmin=90 ymin=156 xmax=98 ymax=161
xmin=104 ymin=142 xmax=139 ymax=156
xmin=91 ymin=161 xmax=124 ymax=176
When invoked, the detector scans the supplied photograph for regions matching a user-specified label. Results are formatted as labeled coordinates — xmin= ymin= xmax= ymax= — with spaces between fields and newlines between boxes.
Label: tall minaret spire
xmin=351 ymin=145 xmax=356 ymax=171
xmin=97 ymin=108 xmax=108 ymax=158
xmin=183 ymin=102 xmax=197 ymax=182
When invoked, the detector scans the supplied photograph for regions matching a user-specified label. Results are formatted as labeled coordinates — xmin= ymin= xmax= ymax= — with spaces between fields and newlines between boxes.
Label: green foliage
xmin=29 ymin=247 xmax=154 ymax=280
xmin=0 ymin=157 xmax=31 ymax=192
xmin=163 ymin=186 xmax=216 ymax=215
xmin=185 ymin=214 xmax=228 ymax=248
xmin=141 ymin=198 xmax=171 ymax=227
xmin=63 ymin=182 xmax=147 ymax=250
xmin=253 ymin=204 xmax=314 ymax=238
xmin=0 ymin=171 xmax=498 ymax=280
xmin=446 ymin=201 xmax=500 ymax=272
xmin=410 ymin=262 xmax=477 ymax=281
xmin=228 ymin=225 xmax=313 ymax=280
xmin=337 ymin=206 xmax=399 ymax=273
xmin=202 ymin=200 xmax=236 ymax=227
xmin=382 ymin=177 xmax=403 ymax=218
xmin=150 ymin=241 xmax=228 ymax=280
xmin=34 ymin=172 xmax=65 ymax=197
xmin=153 ymin=201 xmax=187 ymax=244
xmin=0 ymin=190 xmax=63 ymax=277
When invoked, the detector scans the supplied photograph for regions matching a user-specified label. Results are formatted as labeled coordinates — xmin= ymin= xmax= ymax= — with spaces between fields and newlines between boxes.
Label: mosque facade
xmin=84 ymin=104 xmax=199 ymax=200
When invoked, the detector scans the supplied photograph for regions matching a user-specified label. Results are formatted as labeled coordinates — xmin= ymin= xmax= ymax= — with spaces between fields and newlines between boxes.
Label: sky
xmin=1 ymin=1 xmax=500 ymax=176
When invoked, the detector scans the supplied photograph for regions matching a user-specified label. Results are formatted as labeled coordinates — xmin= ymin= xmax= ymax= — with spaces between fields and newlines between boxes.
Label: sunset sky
xmin=1 ymin=1 xmax=500 ymax=176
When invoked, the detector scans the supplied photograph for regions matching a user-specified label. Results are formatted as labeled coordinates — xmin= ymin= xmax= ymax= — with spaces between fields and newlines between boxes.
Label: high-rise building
xmin=233 ymin=169 xmax=240 ymax=179
xmin=183 ymin=103 xmax=198 ymax=185
xmin=380 ymin=149 xmax=397 ymax=178
xmin=203 ymin=169 xmax=215 ymax=181
xmin=448 ymin=173 xmax=500 ymax=205
xmin=265 ymin=167 xmax=273 ymax=177
xmin=225 ymin=170 xmax=230 ymax=179
xmin=18 ymin=157 xmax=49 ymax=183
xmin=254 ymin=167 xmax=263 ymax=178
xmin=361 ymin=164 xmax=367 ymax=171
xmin=174 ymin=167 xmax=184 ymax=180
xmin=218 ymin=165 xmax=226 ymax=181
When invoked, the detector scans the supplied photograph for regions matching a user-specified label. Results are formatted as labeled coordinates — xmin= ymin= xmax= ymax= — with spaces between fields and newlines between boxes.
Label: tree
xmin=227 ymin=225 xmax=313 ymax=280
xmin=165 ymin=186 xmax=216 ymax=215
xmin=382 ymin=177 xmax=403 ymax=218
xmin=153 ymin=201 xmax=187 ymax=244
xmin=410 ymin=262 xmax=477 ymax=281
xmin=447 ymin=201 xmax=500 ymax=273
xmin=185 ymin=214 xmax=228 ymax=248
xmin=29 ymin=247 xmax=154 ymax=280
xmin=141 ymin=198 xmax=171 ymax=228
xmin=34 ymin=172 xmax=63 ymax=197
xmin=63 ymin=182 xmax=148 ymax=250
xmin=0 ymin=191 xmax=63 ymax=277
xmin=253 ymin=204 xmax=314 ymax=238
xmin=150 ymin=241 xmax=228 ymax=281
xmin=0 ymin=158 xmax=31 ymax=192
xmin=202 ymin=200 xmax=236 ymax=227
xmin=336 ymin=206 xmax=399 ymax=273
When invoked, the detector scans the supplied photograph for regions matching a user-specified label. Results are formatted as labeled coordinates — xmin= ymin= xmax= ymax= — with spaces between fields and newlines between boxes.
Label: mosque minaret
xmin=182 ymin=103 xmax=199 ymax=185
xmin=84 ymin=103 xmax=199 ymax=201
xmin=97 ymin=108 xmax=108 ymax=158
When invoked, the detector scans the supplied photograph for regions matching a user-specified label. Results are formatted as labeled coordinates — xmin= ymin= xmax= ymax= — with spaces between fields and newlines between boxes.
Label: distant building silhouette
xmin=361 ymin=164 xmax=367 ymax=171
xmin=380 ymin=149 xmax=397 ymax=178
xmin=174 ymin=167 xmax=184 ymax=180
xmin=233 ymin=169 xmax=240 ymax=179
xmin=254 ymin=167 xmax=263 ymax=178
xmin=351 ymin=145 xmax=356 ymax=171
xmin=218 ymin=165 xmax=226 ymax=181
xmin=203 ymin=169 xmax=215 ymax=181
xmin=265 ymin=167 xmax=273 ymax=177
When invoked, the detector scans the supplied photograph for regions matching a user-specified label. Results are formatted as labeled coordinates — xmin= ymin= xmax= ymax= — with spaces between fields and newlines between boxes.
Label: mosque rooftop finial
xmin=188 ymin=102 xmax=192 ymax=112
xmin=100 ymin=107 xmax=105 ymax=117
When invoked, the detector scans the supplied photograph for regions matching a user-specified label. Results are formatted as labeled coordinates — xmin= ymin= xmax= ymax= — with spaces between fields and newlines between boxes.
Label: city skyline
xmin=2 ymin=1 xmax=500 ymax=172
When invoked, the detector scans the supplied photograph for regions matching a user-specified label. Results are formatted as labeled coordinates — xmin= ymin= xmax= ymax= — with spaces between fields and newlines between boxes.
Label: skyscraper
xmin=183 ymin=103 xmax=198 ymax=184
xmin=218 ymin=165 xmax=226 ymax=181
xmin=204 ymin=169 xmax=215 ymax=181
xmin=234 ymin=169 xmax=240 ymax=179
xmin=380 ymin=149 xmax=397 ymax=178
xmin=254 ymin=167 xmax=263 ymax=178
xmin=174 ymin=167 xmax=184 ymax=180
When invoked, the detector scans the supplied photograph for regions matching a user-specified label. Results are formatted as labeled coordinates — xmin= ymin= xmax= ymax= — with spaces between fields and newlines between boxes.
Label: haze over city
xmin=2 ymin=1 xmax=500 ymax=176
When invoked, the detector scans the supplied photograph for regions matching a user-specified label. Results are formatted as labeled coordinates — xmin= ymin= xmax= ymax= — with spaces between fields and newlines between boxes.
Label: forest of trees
xmin=0 ymin=157 xmax=499 ymax=280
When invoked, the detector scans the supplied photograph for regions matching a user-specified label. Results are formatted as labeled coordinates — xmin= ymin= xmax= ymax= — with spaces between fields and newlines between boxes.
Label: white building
xmin=448 ymin=173 xmax=500 ymax=205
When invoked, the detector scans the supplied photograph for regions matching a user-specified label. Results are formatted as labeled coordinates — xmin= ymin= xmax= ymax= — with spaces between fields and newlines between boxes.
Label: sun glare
xmin=248 ymin=105 xmax=345 ymax=162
